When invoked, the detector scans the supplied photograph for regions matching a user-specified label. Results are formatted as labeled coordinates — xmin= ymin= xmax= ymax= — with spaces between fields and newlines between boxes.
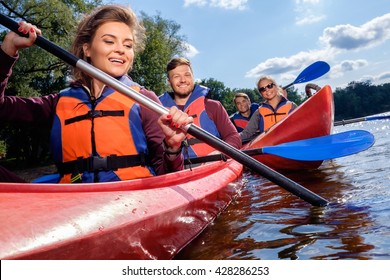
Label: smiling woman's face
xmin=258 ymin=79 xmax=277 ymax=100
xmin=83 ymin=21 xmax=134 ymax=77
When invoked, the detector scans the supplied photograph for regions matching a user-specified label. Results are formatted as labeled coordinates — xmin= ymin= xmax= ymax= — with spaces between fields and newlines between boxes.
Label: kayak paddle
xmin=283 ymin=61 xmax=330 ymax=89
xmin=0 ymin=14 xmax=329 ymax=207
xmin=335 ymin=115 xmax=390 ymax=126
xmin=185 ymin=130 xmax=375 ymax=164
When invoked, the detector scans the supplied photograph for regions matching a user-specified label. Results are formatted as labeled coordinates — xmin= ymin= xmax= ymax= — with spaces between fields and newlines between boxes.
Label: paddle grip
xmin=0 ymin=13 xmax=78 ymax=66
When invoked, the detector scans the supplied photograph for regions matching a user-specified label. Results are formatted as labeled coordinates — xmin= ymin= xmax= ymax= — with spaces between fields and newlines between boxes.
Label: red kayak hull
xmin=0 ymin=160 xmax=243 ymax=260
xmin=244 ymin=85 xmax=334 ymax=170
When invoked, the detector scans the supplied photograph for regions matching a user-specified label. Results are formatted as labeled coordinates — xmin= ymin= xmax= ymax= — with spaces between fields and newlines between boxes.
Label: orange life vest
xmin=51 ymin=78 xmax=154 ymax=183
xmin=258 ymin=101 xmax=294 ymax=131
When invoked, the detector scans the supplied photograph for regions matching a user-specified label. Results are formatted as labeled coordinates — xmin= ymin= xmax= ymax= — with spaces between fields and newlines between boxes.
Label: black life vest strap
xmin=57 ymin=154 xmax=147 ymax=174
xmin=65 ymin=110 xmax=124 ymax=125
xmin=264 ymin=112 xmax=287 ymax=118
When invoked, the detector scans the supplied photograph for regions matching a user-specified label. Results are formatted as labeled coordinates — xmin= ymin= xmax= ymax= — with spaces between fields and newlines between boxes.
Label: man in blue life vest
xmin=159 ymin=57 xmax=242 ymax=159
xmin=229 ymin=92 xmax=259 ymax=132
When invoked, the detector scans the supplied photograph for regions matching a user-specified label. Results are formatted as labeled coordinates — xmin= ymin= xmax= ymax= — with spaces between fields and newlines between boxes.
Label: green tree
xmin=334 ymin=81 xmax=390 ymax=120
xmin=199 ymin=78 xmax=241 ymax=114
xmin=0 ymin=0 xmax=102 ymax=97
xmin=132 ymin=12 xmax=188 ymax=94
xmin=0 ymin=139 xmax=6 ymax=158
xmin=286 ymin=86 xmax=305 ymax=105
xmin=0 ymin=0 xmax=101 ymax=165
xmin=228 ymin=87 xmax=259 ymax=115
xmin=200 ymin=78 xmax=228 ymax=101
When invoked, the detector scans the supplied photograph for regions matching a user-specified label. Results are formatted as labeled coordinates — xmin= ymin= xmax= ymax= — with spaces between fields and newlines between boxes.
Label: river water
xmin=176 ymin=113 xmax=390 ymax=260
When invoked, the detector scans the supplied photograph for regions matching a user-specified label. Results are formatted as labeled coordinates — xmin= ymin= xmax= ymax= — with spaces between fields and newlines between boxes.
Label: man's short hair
xmin=166 ymin=57 xmax=192 ymax=74
xmin=233 ymin=92 xmax=250 ymax=104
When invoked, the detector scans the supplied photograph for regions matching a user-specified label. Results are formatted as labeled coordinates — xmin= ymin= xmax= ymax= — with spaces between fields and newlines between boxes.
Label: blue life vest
xmin=159 ymin=85 xmax=220 ymax=158
xmin=230 ymin=103 xmax=259 ymax=132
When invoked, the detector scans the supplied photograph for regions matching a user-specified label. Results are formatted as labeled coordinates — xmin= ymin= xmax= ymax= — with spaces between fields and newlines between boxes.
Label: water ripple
xmin=176 ymin=114 xmax=390 ymax=260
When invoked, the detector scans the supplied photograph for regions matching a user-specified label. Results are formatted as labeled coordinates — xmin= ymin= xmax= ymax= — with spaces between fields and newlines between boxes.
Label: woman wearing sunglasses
xmin=240 ymin=76 xmax=297 ymax=141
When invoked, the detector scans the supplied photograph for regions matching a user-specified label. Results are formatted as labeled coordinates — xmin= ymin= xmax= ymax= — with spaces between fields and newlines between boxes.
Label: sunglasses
xmin=258 ymin=83 xmax=274 ymax=93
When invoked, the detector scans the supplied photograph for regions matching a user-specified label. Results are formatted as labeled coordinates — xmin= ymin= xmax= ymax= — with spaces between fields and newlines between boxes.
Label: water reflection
xmin=176 ymin=161 xmax=382 ymax=260
xmin=175 ymin=116 xmax=390 ymax=260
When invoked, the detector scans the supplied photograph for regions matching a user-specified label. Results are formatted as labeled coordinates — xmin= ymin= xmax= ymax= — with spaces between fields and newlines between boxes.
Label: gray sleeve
xmin=240 ymin=110 xmax=261 ymax=141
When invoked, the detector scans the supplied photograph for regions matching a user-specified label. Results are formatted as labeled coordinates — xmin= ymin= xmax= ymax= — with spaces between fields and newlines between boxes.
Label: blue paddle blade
xmin=263 ymin=130 xmax=375 ymax=161
xmin=294 ymin=61 xmax=330 ymax=84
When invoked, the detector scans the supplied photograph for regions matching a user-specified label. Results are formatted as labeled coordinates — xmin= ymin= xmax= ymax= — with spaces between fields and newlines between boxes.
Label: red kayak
xmin=0 ymin=86 xmax=333 ymax=259
xmin=0 ymin=160 xmax=243 ymax=260
xmin=244 ymin=85 xmax=334 ymax=170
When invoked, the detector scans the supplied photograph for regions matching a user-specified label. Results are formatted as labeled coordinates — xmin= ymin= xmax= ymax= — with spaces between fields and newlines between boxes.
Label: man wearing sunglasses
xmin=240 ymin=76 xmax=297 ymax=141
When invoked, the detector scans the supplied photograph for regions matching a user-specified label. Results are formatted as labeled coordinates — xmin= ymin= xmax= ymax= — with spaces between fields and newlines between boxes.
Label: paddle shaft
xmin=187 ymin=126 xmax=328 ymax=206
xmin=0 ymin=14 xmax=328 ymax=206
xmin=185 ymin=148 xmax=261 ymax=164
xmin=283 ymin=82 xmax=295 ymax=90
xmin=185 ymin=148 xmax=264 ymax=165
xmin=334 ymin=115 xmax=390 ymax=126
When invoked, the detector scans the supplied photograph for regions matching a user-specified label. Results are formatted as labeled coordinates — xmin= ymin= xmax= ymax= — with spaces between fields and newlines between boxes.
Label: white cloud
xmin=296 ymin=14 xmax=326 ymax=26
xmin=182 ymin=42 xmax=200 ymax=58
xmin=296 ymin=0 xmax=321 ymax=4
xmin=320 ymin=13 xmax=390 ymax=50
xmin=246 ymin=13 xmax=390 ymax=87
xmin=358 ymin=75 xmax=375 ymax=84
xmin=245 ymin=49 xmax=330 ymax=81
xmin=184 ymin=0 xmax=208 ymax=7
xmin=294 ymin=0 xmax=326 ymax=26
xmin=377 ymin=72 xmax=390 ymax=81
xmin=184 ymin=0 xmax=248 ymax=10
xmin=210 ymin=0 xmax=248 ymax=10
xmin=330 ymin=59 xmax=368 ymax=78
xmin=339 ymin=60 xmax=367 ymax=71
xmin=359 ymin=72 xmax=390 ymax=84
xmin=335 ymin=73 xmax=390 ymax=88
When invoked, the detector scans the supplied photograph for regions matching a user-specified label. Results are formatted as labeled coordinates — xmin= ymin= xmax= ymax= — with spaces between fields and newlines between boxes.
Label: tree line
xmin=1 ymin=0 xmax=389 ymax=167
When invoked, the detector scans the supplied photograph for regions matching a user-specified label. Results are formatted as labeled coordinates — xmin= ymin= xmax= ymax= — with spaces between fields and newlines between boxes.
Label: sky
xmin=107 ymin=0 xmax=390 ymax=94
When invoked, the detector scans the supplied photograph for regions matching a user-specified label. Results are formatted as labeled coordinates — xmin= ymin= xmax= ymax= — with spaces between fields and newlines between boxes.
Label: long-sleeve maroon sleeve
xmin=204 ymin=98 xmax=242 ymax=149
xmin=0 ymin=48 xmax=58 ymax=123
xmin=138 ymin=89 xmax=184 ymax=174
